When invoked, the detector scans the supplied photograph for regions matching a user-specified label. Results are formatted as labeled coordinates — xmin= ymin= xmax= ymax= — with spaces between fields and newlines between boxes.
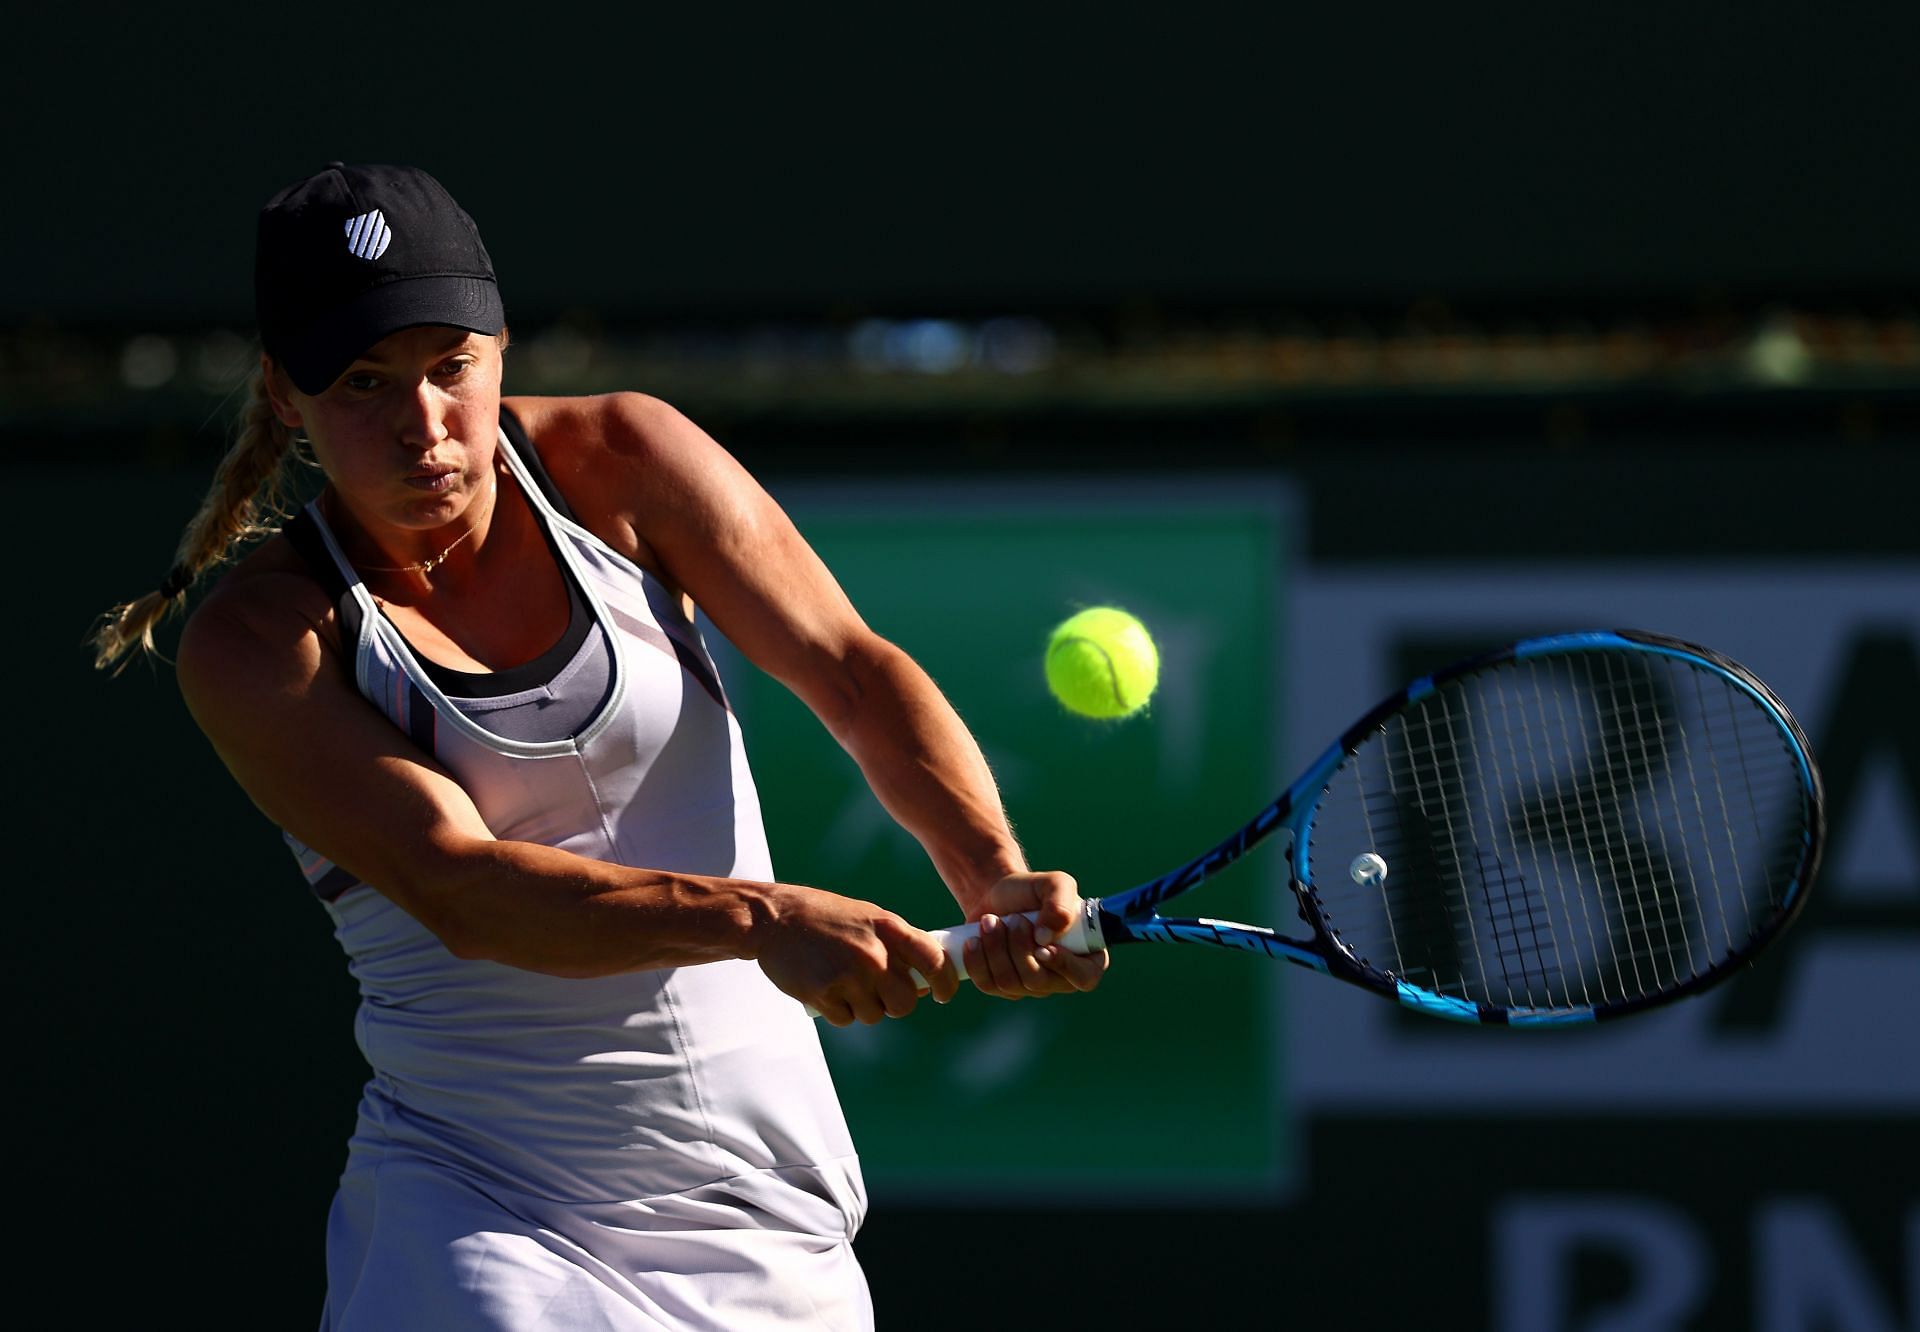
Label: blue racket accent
xmin=1393 ymin=983 xmax=1482 ymax=1023
xmin=1066 ymin=629 xmax=1822 ymax=1027
xmin=1506 ymin=1007 xmax=1599 ymax=1028
xmin=1514 ymin=630 xmax=1635 ymax=658
xmin=1106 ymin=914 xmax=1328 ymax=971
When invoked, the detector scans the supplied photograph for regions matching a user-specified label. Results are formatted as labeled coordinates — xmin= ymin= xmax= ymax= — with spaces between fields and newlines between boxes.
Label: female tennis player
xmin=92 ymin=162 xmax=1105 ymax=1330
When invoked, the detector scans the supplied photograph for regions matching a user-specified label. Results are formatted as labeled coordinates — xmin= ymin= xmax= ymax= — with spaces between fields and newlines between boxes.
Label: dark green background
xmin=731 ymin=494 xmax=1287 ymax=1194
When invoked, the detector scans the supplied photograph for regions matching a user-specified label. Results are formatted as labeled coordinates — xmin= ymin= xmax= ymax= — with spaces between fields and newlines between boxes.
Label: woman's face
xmin=266 ymin=325 xmax=504 ymax=541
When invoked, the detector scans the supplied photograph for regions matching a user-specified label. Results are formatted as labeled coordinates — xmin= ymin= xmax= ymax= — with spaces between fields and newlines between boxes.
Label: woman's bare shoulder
xmin=501 ymin=392 xmax=691 ymax=471
xmin=500 ymin=392 xmax=730 ymax=569
xmin=176 ymin=534 xmax=340 ymax=701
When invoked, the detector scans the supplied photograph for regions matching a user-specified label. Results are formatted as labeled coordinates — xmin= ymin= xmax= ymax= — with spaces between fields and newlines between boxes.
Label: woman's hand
xmin=960 ymin=871 xmax=1110 ymax=1000
xmin=754 ymin=885 xmax=962 ymax=1026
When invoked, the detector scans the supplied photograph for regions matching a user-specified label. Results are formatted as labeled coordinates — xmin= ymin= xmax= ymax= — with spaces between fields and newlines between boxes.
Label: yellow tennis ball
xmin=1045 ymin=607 xmax=1159 ymax=719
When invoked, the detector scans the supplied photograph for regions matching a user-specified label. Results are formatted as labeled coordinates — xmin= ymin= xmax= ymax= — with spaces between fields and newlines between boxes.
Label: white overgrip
xmin=805 ymin=900 xmax=1106 ymax=1018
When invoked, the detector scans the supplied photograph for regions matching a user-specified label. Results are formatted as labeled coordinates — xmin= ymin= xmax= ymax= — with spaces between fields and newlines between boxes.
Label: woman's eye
xmin=344 ymin=374 xmax=381 ymax=391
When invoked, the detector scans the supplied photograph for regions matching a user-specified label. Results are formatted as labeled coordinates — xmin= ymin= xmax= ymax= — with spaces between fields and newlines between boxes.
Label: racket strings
xmin=1349 ymin=760 xmax=1410 ymax=980
xmin=1306 ymin=651 xmax=1809 ymax=1012
xmin=1596 ymin=654 xmax=1694 ymax=989
xmin=1476 ymin=679 xmax=1589 ymax=1007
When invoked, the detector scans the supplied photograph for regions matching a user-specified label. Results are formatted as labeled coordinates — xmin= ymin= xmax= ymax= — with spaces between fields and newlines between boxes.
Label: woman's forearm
xmin=820 ymin=636 xmax=1027 ymax=917
xmin=393 ymin=831 xmax=777 ymax=977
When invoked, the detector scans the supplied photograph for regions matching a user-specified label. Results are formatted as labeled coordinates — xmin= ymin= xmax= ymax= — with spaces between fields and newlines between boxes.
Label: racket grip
xmin=913 ymin=902 xmax=1102 ymax=985
xmin=804 ymin=901 xmax=1105 ymax=1019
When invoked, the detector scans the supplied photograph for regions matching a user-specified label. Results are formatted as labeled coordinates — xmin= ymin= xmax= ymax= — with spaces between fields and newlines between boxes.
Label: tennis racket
xmin=915 ymin=629 xmax=1823 ymax=1026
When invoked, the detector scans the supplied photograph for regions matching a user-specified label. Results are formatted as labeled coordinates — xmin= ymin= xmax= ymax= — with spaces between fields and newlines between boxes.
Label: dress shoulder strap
xmin=499 ymin=404 xmax=581 ymax=523
xmin=280 ymin=505 xmax=366 ymax=646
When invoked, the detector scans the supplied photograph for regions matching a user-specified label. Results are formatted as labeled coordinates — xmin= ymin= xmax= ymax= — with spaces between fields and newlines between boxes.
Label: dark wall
xmin=8 ymin=2 xmax=1919 ymax=327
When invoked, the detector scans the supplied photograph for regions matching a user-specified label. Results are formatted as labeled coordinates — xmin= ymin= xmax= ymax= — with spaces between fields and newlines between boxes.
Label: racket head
xmin=1289 ymin=630 xmax=1823 ymax=1024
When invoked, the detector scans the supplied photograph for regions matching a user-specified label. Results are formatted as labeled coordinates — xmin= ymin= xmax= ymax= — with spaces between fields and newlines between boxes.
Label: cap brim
xmin=280 ymin=275 xmax=505 ymax=395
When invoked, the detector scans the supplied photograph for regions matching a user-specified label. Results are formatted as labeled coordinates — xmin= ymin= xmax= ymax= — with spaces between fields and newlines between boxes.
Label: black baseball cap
xmin=255 ymin=162 xmax=505 ymax=395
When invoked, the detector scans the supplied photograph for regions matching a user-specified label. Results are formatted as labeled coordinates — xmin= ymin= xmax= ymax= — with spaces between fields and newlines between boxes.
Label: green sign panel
xmin=730 ymin=480 xmax=1296 ymax=1198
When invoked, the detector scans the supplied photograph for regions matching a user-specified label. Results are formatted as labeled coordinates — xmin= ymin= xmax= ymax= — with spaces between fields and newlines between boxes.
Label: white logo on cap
xmin=343 ymin=210 xmax=392 ymax=262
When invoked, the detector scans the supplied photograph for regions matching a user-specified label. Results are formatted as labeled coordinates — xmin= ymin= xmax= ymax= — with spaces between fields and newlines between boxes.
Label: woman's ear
xmin=261 ymin=354 xmax=304 ymax=431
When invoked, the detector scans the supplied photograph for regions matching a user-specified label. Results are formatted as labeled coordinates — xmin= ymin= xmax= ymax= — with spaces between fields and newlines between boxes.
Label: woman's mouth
xmin=405 ymin=466 xmax=460 ymax=493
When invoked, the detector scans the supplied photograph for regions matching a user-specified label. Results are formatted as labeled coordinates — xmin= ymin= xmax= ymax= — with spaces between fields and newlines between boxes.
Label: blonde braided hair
xmin=90 ymin=362 xmax=314 ymax=672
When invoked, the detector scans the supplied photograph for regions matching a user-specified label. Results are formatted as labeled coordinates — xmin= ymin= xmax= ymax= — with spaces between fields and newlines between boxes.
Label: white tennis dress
xmin=282 ymin=410 xmax=870 ymax=1330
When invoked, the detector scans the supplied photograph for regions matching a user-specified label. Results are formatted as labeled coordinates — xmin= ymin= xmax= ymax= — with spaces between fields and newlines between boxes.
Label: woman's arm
xmin=174 ymin=562 xmax=959 ymax=1025
xmin=540 ymin=391 xmax=1107 ymax=998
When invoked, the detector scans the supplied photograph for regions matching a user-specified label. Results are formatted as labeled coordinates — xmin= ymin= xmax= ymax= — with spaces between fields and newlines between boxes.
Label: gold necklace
xmin=353 ymin=477 xmax=498 ymax=576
